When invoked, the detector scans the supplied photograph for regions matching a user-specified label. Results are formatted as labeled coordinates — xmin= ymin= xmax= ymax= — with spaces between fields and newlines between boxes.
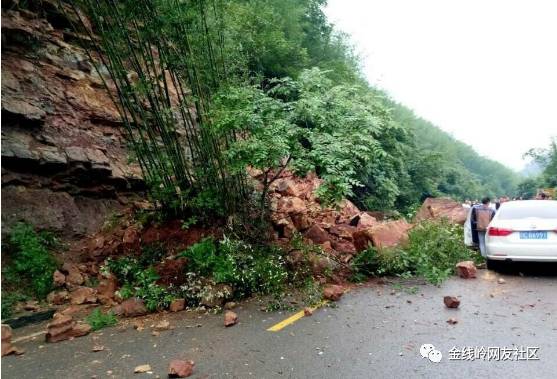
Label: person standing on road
xmin=471 ymin=197 xmax=496 ymax=257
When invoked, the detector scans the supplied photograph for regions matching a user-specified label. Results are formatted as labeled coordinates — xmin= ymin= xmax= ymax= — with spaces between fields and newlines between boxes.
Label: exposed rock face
xmin=414 ymin=197 xmax=468 ymax=225
xmin=1 ymin=1 xmax=143 ymax=239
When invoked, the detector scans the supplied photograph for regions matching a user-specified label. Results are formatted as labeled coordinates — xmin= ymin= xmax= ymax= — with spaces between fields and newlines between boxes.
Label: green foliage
xmin=351 ymin=220 xmax=479 ymax=285
xmin=1 ymin=292 xmax=28 ymax=319
xmin=3 ymin=223 xmax=58 ymax=299
xmin=211 ymin=68 xmax=406 ymax=206
xmin=105 ymin=256 xmax=142 ymax=285
xmin=133 ymin=268 xmax=175 ymax=311
xmin=180 ymin=237 xmax=288 ymax=298
xmin=138 ymin=243 xmax=167 ymax=267
xmin=73 ymin=0 xmax=518 ymax=219
xmin=404 ymin=221 xmax=481 ymax=284
xmin=388 ymin=103 xmax=520 ymax=203
xmin=516 ymin=177 xmax=541 ymax=199
xmin=525 ymin=137 xmax=557 ymax=188
xmin=350 ymin=248 xmax=381 ymax=282
xmin=105 ymin=257 xmax=173 ymax=312
xmin=86 ymin=308 xmax=118 ymax=331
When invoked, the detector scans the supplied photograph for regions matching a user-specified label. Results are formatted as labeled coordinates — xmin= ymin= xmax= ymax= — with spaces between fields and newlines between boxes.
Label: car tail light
xmin=488 ymin=227 xmax=513 ymax=236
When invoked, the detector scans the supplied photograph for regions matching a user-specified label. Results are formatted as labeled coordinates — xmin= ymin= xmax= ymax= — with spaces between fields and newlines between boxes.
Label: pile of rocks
xmin=266 ymin=172 xmax=413 ymax=261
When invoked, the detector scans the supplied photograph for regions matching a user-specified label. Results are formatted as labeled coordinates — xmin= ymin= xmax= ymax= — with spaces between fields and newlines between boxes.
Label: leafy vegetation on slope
xmin=3 ymin=223 xmax=58 ymax=298
xmin=1 ymin=223 xmax=58 ymax=318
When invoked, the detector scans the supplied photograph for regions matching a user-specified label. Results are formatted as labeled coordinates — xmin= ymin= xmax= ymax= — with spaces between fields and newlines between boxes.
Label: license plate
xmin=520 ymin=231 xmax=547 ymax=240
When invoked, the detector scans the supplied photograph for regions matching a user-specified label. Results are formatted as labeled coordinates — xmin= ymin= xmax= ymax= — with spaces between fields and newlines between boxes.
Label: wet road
xmin=3 ymin=266 xmax=557 ymax=378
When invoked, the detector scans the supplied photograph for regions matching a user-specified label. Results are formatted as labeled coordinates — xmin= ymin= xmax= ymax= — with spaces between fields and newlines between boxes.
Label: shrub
xmin=350 ymin=220 xmax=479 ymax=285
xmin=401 ymin=220 xmax=479 ymax=284
xmin=4 ymin=223 xmax=58 ymax=298
xmin=180 ymin=237 xmax=288 ymax=298
xmin=133 ymin=268 xmax=174 ymax=311
xmin=86 ymin=308 xmax=118 ymax=331
xmin=104 ymin=258 xmax=174 ymax=312
xmin=350 ymin=248 xmax=381 ymax=282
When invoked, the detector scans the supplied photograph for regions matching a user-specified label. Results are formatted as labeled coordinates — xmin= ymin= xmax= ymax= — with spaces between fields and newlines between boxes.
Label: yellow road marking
xmin=267 ymin=300 xmax=328 ymax=332
xmin=12 ymin=331 xmax=46 ymax=343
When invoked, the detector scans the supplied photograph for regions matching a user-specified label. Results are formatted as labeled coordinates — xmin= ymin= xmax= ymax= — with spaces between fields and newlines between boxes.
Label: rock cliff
xmin=1 ymin=1 xmax=142 ymax=238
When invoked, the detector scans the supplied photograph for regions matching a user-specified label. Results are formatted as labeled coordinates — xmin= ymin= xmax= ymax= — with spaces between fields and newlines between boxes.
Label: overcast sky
xmin=325 ymin=0 xmax=557 ymax=171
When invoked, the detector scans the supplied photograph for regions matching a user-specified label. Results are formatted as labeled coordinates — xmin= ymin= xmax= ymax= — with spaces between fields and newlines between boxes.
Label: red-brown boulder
xmin=338 ymin=200 xmax=360 ymax=221
xmin=169 ymin=299 xmax=186 ymax=312
xmin=1 ymin=324 xmax=23 ymax=356
xmin=69 ymin=287 xmax=97 ymax=305
xmin=274 ymin=178 xmax=300 ymax=197
xmin=45 ymin=314 xmax=91 ymax=343
xmin=329 ymin=224 xmax=356 ymax=240
xmin=277 ymin=196 xmax=307 ymax=215
xmin=456 ymin=261 xmax=477 ymax=279
xmin=224 ymin=311 xmax=238 ymax=327
xmin=304 ymin=224 xmax=330 ymax=244
xmin=357 ymin=213 xmax=377 ymax=229
xmin=112 ymin=298 xmax=148 ymax=317
xmin=444 ymin=296 xmax=460 ymax=308
xmin=353 ymin=219 xmax=412 ymax=252
xmin=291 ymin=213 xmax=311 ymax=231
xmin=169 ymin=360 xmax=195 ymax=378
xmin=47 ymin=290 xmax=69 ymax=305
xmin=62 ymin=263 xmax=85 ymax=287
xmin=97 ymin=275 xmax=118 ymax=305
xmin=323 ymin=284 xmax=344 ymax=301
xmin=53 ymin=270 xmax=66 ymax=287
xmin=414 ymin=197 xmax=468 ymax=225
xmin=122 ymin=226 xmax=139 ymax=245
xmin=332 ymin=240 xmax=356 ymax=254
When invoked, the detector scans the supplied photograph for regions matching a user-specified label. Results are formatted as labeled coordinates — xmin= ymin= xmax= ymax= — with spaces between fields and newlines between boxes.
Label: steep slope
xmin=1 ymin=2 xmax=142 ymax=238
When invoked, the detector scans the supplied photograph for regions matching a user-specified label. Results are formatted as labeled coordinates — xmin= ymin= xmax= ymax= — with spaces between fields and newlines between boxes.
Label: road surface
xmin=3 ymin=265 xmax=557 ymax=378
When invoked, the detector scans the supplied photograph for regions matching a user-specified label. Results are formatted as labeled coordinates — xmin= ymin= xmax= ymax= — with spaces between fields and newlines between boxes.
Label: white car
xmin=485 ymin=200 xmax=557 ymax=268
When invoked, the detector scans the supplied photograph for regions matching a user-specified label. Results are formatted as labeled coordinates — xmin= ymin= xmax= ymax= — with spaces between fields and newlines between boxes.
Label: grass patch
xmin=86 ymin=308 xmax=118 ymax=331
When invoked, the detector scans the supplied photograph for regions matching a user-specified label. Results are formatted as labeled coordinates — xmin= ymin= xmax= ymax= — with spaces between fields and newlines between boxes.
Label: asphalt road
xmin=3 ymin=264 xmax=557 ymax=379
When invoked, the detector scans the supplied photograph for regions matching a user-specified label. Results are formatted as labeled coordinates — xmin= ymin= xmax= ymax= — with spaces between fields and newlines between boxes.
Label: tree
xmin=525 ymin=137 xmax=557 ymax=188
xmin=211 ymin=68 xmax=406 ymax=209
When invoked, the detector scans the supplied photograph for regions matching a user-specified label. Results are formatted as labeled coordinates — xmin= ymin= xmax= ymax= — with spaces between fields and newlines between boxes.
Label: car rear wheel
xmin=486 ymin=259 xmax=501 ymax=271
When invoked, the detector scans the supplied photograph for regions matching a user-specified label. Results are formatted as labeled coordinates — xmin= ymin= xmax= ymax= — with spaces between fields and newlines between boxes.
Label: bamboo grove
xmin=70 ymin=0 xmax=247 ymax=218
